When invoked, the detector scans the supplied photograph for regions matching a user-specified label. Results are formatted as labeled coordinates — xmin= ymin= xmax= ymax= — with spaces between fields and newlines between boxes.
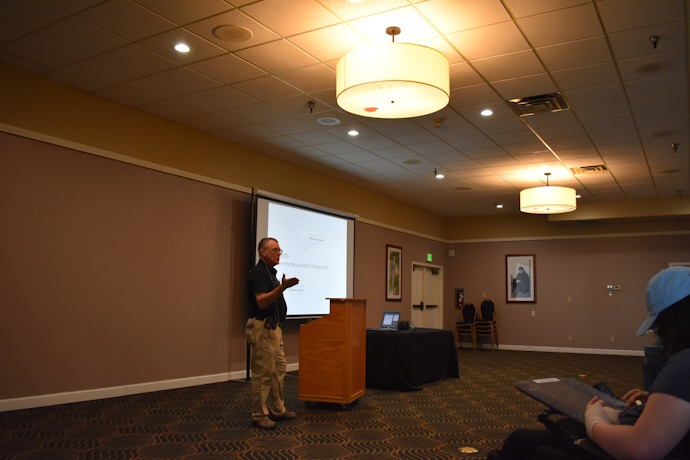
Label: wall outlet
xmin=610 ymin=336 xmax=615 ymax=343
xmin=567 ymin=296 xmax=572 ymax=302
xmin=568 ymin=334 xmax=573 ymax=341
xmin=531 ymin=310 xmax=535 ymax=317
xmin=482 ymin=291 xmax=486 ymax=298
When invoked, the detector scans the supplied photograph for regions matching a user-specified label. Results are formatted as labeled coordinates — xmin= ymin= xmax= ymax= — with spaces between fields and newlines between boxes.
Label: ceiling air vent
xmin=570 ymin=165 xmax=609 ymax=175
xmin=507 ymin=93 xmax=570 ymax=116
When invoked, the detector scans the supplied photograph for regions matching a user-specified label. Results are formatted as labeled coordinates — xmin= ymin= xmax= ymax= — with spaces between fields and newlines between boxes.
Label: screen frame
xmin=251 ymin=192 xmax=356 ymax=319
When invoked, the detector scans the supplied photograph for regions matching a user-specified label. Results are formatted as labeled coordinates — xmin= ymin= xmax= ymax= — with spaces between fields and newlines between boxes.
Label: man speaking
xmin=246 ymin=237 xmax=300 ymax=429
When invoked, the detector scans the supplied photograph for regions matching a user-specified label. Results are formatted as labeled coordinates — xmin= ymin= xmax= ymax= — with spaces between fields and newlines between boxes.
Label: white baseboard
xmin=1 ymin=363 xmax=302 ymax=413
xmin=490 ymin=344 xmax=645 ymax=356
xmin=3 ymin=348 xmax=642 ymax=413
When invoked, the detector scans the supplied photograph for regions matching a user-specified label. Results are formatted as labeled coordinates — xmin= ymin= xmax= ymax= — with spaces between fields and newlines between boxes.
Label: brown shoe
xmin=270 ymin=410 xmax=296 ymax=421
xmin=253 ymin=418 xmax=276 ymax=430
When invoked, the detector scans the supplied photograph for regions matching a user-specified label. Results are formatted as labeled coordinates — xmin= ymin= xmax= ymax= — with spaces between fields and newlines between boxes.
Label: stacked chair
xmin=474 ymin=299 xmax=498 ymax=350
xmin=455 ymin=303 xmax=477 ymax=350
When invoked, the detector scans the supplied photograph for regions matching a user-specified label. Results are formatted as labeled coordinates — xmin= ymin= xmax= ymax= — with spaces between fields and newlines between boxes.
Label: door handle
xmin=426 ymin=304 xmax=438 ymax=309
xmin=413 ymin=302 xmax=424 ymax=310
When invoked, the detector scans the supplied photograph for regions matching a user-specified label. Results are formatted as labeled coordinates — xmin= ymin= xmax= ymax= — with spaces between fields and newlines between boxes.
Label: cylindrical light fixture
xmin=520 ymin=173 xmax=577 ymax=214
xmin=336 ymin=28 xmax=449 ymax=119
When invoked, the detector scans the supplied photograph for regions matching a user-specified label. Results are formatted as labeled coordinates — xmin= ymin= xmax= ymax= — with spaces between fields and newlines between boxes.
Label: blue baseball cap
xmin=637 ymin=266 xmax=690 ymax=336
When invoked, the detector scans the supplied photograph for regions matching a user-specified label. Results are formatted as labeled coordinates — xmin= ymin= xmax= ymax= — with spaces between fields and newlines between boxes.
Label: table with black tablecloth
xmin=365 ymin=327 xmax=459 ymax=390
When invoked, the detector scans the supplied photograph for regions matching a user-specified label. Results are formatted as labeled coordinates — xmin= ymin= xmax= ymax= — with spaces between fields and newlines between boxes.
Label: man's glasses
xmin=264 ymin=248 xmax=283 ymax=255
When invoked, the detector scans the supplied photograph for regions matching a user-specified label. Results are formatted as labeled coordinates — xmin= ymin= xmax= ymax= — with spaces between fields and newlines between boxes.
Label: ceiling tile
xmin=608 ymin=21 xmax=685 ymax=61
xmin=185 ymin=9 xmax=280 ymax=52
xmin=446 ymin=21 xmax=529 ymax=61
xmin=240 ymin=0 xmax=340 ymax=37
xmin=0 ymin=0 xmax=68 ymax=31
xmin=231 ymin=75 xmax=301 ymax=101
xmin=551 ymin=63 xmax=619 ymax=91
xmin=597 ymin=0 xmax=685 ymax=33
xmin=148 ymin=66 xmax=222 ymax=93
xmin=346 ymin=5 xmax=438 ymax=43
xmin=278 ymin=64 xmax=336 ymax=93
xmin=235 ymin=39 xmax=318 ymax=73
xmin=188 ymin=53 xmax=267 ymax=84
xmin=141 ymin=95 xmax=218 ymax=119
xmin=37 ymin=17 xmax=128 ymax=55
xmin=41 ymin=0 xmax=104 ymax=14
xmin=416 ymin=0 xmax=512 ymax=33
xmin=471 ymin=50 xmax=545 ymax=82
xmin=78 ymin=0 xmax=176 ymax=42
xmin=95 ymin=78 xmax=180 ymax=106
xmin=503 ymin=0 xmax=591 ymax=18
xmin=191 ymin=86 xmax=258 ymax=109
xmin=518 ymin=3 xmax=602 ymax=47
xmin=98 ymin=44 xmax=179 ymax=76
xmin=536 ymin=36 xmax=612 ymax=71
xmin=133 ymin=0 xmax=233 ymax=25
xmin=47 ymin=58 xmax=137 ymax=88
xmin=138 ymin=28 xmax=227 ymax=64
xmin=490 ymin=73 xmax=558 ymax=100
xmin=288 ymin=24 xmax=367 ymax=62
xmin=3 ymin=34 xmax=87 ymax=69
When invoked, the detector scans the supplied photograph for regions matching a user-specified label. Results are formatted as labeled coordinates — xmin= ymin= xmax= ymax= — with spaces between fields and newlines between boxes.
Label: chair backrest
xmin=480 ymin=299 xmax=495 ymax=321
xmin=461 ymin=303 xmax=476 ymax=323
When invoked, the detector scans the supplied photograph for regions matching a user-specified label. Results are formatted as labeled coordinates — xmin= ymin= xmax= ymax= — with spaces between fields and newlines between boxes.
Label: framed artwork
xmin=455 ymin=288 xmax=465 ymax=309
xmin=506 ymin=254 xmax=536 ymax=303
xmin=386 ymin=245 xmax=402 ymax=301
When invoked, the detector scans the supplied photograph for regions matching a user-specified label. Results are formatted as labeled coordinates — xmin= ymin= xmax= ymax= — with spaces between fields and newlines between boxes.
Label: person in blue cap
xmin=584 ymin=266 xmax=690 ymax=459
xmin=489 ymin=266 xmax=690 ymax=460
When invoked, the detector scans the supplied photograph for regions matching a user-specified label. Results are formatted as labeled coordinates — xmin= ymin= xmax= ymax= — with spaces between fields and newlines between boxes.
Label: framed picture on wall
xmin=386 ymin=245 xmax=402 ymax=301
xmin=455 ymin=288 xmax=465 ymax=309
xmin=506 ymin=254 xmax=536 ymax=303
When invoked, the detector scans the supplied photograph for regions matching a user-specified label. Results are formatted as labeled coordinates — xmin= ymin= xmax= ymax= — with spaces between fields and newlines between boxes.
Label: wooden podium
xmin=298 ymin=298 xmax=366 ymax=405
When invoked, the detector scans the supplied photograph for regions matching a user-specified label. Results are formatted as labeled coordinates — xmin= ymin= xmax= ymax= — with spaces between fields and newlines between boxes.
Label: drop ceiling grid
xmin=0 ymin=0 xmax=686 ymax=216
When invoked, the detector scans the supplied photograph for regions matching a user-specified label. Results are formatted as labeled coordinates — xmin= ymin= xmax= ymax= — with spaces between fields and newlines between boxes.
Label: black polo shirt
xmin=247 ymin=260 xmax=287 ymax=322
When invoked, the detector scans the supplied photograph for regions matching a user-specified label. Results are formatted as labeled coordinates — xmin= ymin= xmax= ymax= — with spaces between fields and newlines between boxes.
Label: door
xmin=411 ymin=263 xmax=443 ymax=329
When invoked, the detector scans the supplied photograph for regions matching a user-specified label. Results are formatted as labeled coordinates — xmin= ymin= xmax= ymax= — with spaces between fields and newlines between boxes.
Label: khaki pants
xmin=246 ymin=318 xmax=287 ymax=422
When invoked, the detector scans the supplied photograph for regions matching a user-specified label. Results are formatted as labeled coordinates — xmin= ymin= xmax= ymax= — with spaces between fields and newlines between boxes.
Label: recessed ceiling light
xmin=496 ymin=203 xmax=503 ymax=209
xmin=174 ymin=43 xmax=190 ymax=53
xmin=403 ymin=159 xmax=422 ymax=164
xmin=455 ymin=186 xmax=472 ymax=191
xmin=575 ymin=194 xmax=581 ymax=199
xmin=481 ymin=109 xmax=493 ymax=116
xmin=348 ymin=130 xmax=359 ymax=136
xmin=315 ymin=117 xmax=341 ymax=126
xmin=434 ymin=168 xmax=444 ymax=179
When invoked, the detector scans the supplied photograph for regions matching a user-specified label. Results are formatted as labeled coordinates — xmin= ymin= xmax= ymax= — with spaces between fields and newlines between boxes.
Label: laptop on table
xmin=371 ymin=311 xmax=400 ymax=331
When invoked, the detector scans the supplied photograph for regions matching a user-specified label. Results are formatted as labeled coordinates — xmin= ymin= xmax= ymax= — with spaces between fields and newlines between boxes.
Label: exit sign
xmin=427 ymin=253 xmax=432 ymax=262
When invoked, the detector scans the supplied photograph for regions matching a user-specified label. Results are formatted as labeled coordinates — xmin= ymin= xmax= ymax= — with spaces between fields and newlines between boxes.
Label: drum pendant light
xmin=336 ymin=27 xmax=450 ymax=119
xmin=520 ymin=172 xmax=577 ymax=214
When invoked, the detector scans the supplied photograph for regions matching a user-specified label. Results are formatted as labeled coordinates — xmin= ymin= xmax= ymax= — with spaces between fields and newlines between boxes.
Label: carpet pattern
xmin=0 ymin=349 xmax=644 ymax=459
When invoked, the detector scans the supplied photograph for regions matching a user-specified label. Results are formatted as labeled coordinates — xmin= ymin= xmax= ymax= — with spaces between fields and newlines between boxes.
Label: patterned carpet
xmin=0 ymin=349 xmax=644 ymax=459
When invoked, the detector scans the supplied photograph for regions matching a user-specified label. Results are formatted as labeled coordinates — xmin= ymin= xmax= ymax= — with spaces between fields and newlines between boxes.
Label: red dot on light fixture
xmin=364 ymin=107 xmax=378 ymax=112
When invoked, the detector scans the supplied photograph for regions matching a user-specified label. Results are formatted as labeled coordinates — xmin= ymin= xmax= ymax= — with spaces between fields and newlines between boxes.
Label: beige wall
xmin=2 ymin=64 xmax=690 ymax=406
xmin=0 ymin=64 xmax=447 ymax=240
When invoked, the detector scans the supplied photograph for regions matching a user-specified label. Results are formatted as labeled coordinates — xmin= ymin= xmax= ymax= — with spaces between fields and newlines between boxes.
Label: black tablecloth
xmin=365 ymin=328 xmax=459 ymax=390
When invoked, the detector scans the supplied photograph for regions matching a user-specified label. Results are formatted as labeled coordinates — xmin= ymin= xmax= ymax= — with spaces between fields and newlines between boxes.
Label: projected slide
xmin=255 ymin=198 xmax=354 ymax=318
